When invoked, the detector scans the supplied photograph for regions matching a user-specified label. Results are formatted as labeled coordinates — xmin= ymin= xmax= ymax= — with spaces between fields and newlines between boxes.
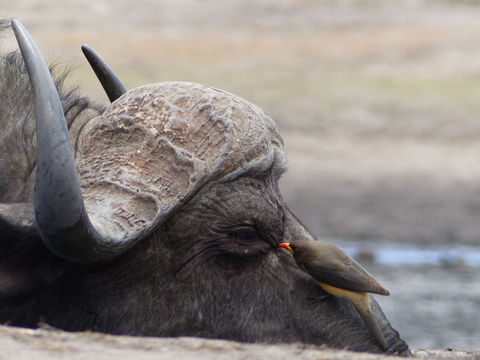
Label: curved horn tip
xmin=11 ymin=19 xmax=28 ymax=40
xmin=80 ymin=44 xmax=95 ymax=57
xmin=11 ymin=18 xmax=21 ymax=28
xmin=80 ymin=43 xmax=127 ymax=103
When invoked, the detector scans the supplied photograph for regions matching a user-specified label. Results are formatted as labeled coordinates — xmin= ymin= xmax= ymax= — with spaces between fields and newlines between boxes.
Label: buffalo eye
xmin=211 ymin=222 xmax=273 ymax=259
xmin=229 ymin=226 xmax=261 ymax=243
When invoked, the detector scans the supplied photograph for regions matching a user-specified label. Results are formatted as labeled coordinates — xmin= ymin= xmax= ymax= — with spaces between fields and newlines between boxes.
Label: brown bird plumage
xmin=279 ymin=239 xmax=390 ymax=351
xmin=290 ymin=240 xmax=389 ymax=295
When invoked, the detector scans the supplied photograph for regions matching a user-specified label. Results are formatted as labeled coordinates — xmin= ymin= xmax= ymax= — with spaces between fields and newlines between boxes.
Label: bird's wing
xmin=303 ymin=258 xmax=389 ymax=295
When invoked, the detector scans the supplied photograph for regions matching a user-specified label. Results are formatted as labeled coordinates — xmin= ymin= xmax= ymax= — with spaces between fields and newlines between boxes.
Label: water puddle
xmin=332 ymin=240 xmax=480 ymax=267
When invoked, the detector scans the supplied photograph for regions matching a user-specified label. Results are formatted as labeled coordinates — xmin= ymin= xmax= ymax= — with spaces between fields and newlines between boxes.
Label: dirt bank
xmin=0 ymin=326 xmax=478 ymax=360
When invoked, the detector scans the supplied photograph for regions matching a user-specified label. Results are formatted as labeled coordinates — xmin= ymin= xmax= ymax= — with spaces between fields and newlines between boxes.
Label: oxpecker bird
xmin=279 ymin=240 xmax=390 ymax=351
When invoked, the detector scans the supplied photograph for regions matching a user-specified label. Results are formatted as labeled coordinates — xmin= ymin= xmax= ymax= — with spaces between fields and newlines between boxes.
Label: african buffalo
xmin=0 ymin=19 xmax=409 ymax=355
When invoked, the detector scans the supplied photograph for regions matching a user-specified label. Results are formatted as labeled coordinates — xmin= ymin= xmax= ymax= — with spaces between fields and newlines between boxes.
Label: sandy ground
xmin=1 ymin=0 xmax=480 ymax=354
xmin=0 ymin=326 xmax=478 ymax=360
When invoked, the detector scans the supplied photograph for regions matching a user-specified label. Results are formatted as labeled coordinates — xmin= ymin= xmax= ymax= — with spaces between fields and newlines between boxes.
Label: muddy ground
xmin=371 ymin=263 xmax=480 ymax=350
xmin=1 ymin=0 xmax=480 ymax=355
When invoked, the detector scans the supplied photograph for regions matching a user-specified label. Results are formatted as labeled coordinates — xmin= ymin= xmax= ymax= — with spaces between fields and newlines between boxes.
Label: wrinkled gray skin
xmin=0 ymin=21 xmax=410 ymax=355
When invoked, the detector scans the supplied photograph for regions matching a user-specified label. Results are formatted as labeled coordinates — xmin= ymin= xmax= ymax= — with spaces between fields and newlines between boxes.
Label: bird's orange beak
xmin=279 ymin=243 xmax=294 ymax=253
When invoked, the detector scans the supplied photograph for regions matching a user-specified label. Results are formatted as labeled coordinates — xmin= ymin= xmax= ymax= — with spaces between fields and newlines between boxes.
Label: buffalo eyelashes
xmin=221 ymin=224 xmax=272 ymax=258
xmin=229 ymin=226 xmax=261 ymax=243
xmin=210 ymin=222 xmax=273 ymax=258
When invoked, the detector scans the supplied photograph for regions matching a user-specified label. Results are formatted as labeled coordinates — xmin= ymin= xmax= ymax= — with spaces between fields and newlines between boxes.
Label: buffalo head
xmin=0 ymin=20 xmax=409 ymax=355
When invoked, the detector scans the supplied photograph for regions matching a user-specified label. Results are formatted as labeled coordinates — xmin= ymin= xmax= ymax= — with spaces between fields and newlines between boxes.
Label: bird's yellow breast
xmin=317 ymin=281 xmax=371 ymax=313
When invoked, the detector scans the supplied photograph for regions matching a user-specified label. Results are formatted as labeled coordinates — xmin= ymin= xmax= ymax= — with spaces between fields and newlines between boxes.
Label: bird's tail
xmin=355 ymin=301 xmax=389 ymax=352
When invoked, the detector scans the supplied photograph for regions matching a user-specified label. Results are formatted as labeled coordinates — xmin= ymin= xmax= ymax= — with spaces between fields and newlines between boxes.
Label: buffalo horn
xmin=12 ymin=19 xmax=135 ymax=263
xmin=81 ymin=44 xmax=127 ymax=102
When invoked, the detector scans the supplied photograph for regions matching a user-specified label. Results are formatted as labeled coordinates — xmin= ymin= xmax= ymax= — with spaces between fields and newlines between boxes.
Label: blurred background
xmin=2 ymin=0 xmax=480 ymax=350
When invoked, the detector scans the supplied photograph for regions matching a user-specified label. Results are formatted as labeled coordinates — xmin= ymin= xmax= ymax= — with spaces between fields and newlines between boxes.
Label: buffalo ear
xmin=0 ymin=203 xmax=69 ymax=300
